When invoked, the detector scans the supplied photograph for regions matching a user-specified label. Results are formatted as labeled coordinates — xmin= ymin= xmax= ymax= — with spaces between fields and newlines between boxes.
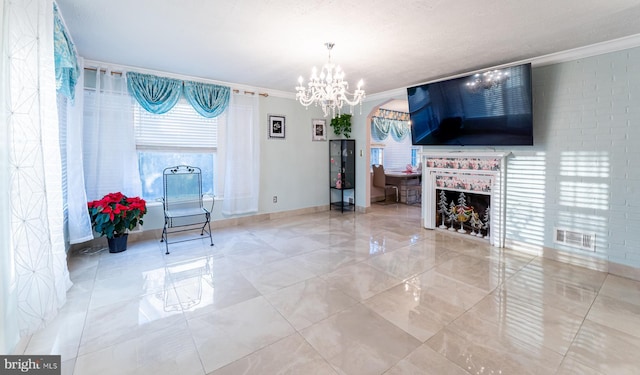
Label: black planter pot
xmin=107 ymin=234 xmax=128 ymax=253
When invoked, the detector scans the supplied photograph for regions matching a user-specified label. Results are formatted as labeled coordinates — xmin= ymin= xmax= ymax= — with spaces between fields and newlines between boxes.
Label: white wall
xmin=257 ymin=96 xmax=327 ymax=212
xmin=505 ymin=46 xmax=640 ymax=269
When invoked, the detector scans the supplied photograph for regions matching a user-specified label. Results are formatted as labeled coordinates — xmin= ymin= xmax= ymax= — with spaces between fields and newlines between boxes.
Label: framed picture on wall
xmin=268 ymin=114 xmax=286 ymax=139
xmin=312 ymin=119 xmax=327 ymax=141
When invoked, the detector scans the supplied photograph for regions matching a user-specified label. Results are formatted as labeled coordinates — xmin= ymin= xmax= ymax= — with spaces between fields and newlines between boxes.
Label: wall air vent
xmin=554 ymin=228 xmax=596 ymax=252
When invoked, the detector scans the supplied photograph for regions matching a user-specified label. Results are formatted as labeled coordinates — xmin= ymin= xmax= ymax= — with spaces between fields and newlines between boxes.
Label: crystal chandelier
xmin=466 ymin=69 xmax=509 ymax=92
xmin=296 ymin=43 xmax=365 ymax=117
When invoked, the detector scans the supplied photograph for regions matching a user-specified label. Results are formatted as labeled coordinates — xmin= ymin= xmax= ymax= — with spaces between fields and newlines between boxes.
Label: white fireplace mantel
xmin=420 ymin=151 xmax=511 ymax=247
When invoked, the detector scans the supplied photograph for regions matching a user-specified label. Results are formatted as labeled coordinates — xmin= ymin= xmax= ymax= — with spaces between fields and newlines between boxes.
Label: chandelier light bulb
xmin=466 ymin=68 xmax=509 ymax=92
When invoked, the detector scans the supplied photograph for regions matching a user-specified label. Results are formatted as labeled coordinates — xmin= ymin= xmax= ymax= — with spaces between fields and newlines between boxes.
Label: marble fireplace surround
xmin=421 ymin=151 xmax=511 ymax=248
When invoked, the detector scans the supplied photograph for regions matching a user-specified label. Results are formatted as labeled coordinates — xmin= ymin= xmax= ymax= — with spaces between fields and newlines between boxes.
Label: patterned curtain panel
xmin=3 ymin=0 xmax=71 ymax=338
xmin=0 ymin=0 xmax=18 ymax=351
xmin=53 ymin=3 xmax=78 ymax=100
xmin=183 ymin=80 xmax=230 ymax=118
xmin=126 ymin=72 xmax=182 ymax=114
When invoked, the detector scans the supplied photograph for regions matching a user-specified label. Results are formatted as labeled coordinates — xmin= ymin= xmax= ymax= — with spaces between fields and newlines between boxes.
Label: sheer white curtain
xmin=0 ymin=0 xmax=20 ymax=352
xmin=83 ymin=67 xmax=142 ymax=201
xmin=222 ymin=94 xmax=260 ymax=215
xmin=65 ymin=57 xmax=93 ymax=244
xmin=3 ymin=0 xmax=72 ymax=338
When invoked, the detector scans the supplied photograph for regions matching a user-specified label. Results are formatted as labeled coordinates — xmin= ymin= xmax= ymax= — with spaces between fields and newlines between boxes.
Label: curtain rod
xmin=82 ymin=67 xmax=268 ymax=97
xmin=233 ymin=89 xmax=268 ymax=97
xmin=84 ymin=66 xmax=122 ymax=75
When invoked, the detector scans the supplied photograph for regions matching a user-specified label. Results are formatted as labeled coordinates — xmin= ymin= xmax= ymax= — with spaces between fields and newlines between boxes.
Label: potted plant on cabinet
xmin=87 ymin=192 xmax=147 ymax=253
xmin=330 ymin=113 xmax=352 ymax=138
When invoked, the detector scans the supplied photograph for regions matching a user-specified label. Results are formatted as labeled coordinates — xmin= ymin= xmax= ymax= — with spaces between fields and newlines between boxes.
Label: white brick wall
xmin=505 ymin=46 xmax=640 ymax=268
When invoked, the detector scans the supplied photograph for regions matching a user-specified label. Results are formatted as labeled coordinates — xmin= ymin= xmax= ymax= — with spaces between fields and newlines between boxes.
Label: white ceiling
xmin=56 ymin=0 xmax=640 ymax=96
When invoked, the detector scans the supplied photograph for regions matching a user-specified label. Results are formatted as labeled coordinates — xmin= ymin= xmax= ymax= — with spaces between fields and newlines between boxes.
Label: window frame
xmin=133 ymin=99 xmax=219 ymax=201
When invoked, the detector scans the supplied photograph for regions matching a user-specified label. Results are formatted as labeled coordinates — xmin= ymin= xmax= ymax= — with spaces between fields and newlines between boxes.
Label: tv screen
xmin=407 ymin=63 xmax=533 ymax=146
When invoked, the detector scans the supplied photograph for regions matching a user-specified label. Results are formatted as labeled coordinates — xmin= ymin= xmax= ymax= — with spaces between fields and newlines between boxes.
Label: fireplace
xmin=435 ymin=189 xmax=491 ymax=237
xmin=421 ymin=152 xmax=510 ymax=247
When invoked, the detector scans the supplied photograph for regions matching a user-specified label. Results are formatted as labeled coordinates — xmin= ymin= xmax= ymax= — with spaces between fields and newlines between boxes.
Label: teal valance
xmin=371 ymin=117 xmax=391 ymax=141
xmin=126 ymin=72 xmax=231 ymax=117
xmin=183 ymin=81 xmax=230 ymax=118
xmin=371 ymin=109 xmax=411 ymax=142
xmin=54 ymin=3 xmax=79 ymax=100
xmin=126 ymin=72 xmax=183 ymax=114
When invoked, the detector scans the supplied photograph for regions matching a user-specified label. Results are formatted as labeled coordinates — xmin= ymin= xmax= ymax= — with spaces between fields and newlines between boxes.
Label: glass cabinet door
xmin=329 ymin=140 xmax=355 ymax=212
xmin=330 ymin=141 xmax=342 ymax=188
xmin=342 ymin=140 xmax=355 ymax=190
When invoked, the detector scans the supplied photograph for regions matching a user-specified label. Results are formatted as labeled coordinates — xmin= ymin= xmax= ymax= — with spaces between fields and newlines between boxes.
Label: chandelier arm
xmin=296 ymin=95 xmax=316 ymax=107
xmin=338 ymin=91 xmax=366 ymax=106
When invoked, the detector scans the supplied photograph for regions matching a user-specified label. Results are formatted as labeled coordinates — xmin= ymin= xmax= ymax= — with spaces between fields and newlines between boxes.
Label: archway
xmin=366 ymin=98 xmax=419 ymax=205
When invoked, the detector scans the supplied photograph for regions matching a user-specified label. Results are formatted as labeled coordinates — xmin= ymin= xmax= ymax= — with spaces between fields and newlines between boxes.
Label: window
xmin=411 ymin=147 xmax=419 ymax=166
xmin=137 ymin=152 xmax=214 ymax=200
xmin=134 ymin=99 xmax=218 ymax=200
xmin=379 ymin=137 xmax=413 ymax=170
xmin=371 ymin=146 xmax=384 ymax=166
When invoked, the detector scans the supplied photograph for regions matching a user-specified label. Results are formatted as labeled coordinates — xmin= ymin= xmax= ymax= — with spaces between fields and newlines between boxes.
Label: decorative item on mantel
xmin=296 ymin=43 xmax=365 ymax=118
xmin=87 ymin=192 xmax=147 ymax=253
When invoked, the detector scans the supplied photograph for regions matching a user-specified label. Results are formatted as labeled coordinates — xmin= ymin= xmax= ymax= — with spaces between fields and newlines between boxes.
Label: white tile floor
xmin=19 ymin=204 xmax=640 ymax=374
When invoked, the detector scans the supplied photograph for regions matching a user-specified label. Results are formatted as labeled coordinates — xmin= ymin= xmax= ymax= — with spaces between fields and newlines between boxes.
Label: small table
xmin=384 ymin=171 xmax=422 ymax=204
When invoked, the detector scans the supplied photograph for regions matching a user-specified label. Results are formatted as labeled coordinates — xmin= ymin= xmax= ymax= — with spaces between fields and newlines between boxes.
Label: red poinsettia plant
xmin=87 ymin=192 xmax=147 ymax=239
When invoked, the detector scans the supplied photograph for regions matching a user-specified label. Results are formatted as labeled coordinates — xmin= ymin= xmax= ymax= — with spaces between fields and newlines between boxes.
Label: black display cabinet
xmin=329 ymin=139 xmax=355 ymax=212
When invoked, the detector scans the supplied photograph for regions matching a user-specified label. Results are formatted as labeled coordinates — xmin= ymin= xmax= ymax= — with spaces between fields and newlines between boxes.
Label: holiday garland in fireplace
xmin=437 ymin=190 xmax=490 ymax=239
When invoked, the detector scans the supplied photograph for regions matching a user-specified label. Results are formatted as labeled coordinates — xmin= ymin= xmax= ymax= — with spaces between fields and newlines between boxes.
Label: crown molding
xmin=364 ymin=88 xmax=407 ymax=103
xmin=531 ymin=33 xmax=640 ymax=67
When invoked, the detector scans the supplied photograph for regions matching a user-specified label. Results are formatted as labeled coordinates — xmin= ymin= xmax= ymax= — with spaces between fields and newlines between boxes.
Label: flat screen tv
xmin=407 ymin=63 xmax=533 ymax=146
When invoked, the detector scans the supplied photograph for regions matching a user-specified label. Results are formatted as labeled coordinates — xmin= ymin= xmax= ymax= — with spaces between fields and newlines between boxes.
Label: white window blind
xmin=134 ymin=98 xmax=218 ymax=151
xmin=382 ymin=135 xmax=414 ymax=170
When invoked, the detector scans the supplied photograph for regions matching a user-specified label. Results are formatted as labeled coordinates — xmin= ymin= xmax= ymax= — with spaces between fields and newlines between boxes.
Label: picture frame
xmin=312 ymin=119 xmax=327 ymax=141
xmin=268 ymin=114 xmax=286 ymax=139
